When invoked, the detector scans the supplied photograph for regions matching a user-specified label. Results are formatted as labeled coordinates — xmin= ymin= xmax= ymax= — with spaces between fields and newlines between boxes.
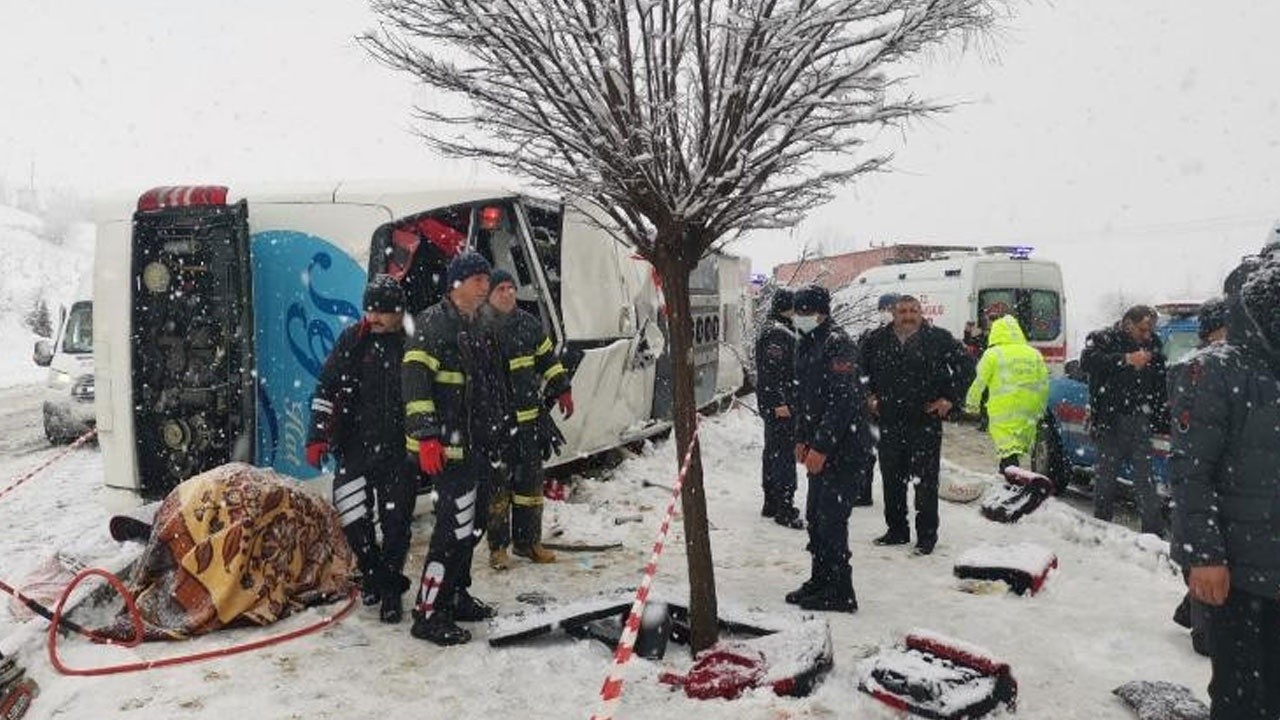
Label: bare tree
xmin=363 ymin=0 xmax=1000 ymax=652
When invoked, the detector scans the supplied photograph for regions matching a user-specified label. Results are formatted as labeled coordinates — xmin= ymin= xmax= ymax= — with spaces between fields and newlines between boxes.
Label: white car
xmin=32 ymin=300 xmax=95 ymax=443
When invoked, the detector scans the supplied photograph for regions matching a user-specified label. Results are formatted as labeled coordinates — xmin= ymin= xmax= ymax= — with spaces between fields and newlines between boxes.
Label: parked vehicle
xmin=94 ymin=183 xmax=752 ymax=502
xmin=833 ymin=246 xmax=1067 ymax=374
xmin=32 ymin=296 xmax=94 ymax=444
xmin=1031 ymin=302 xmax=1202 ymax=494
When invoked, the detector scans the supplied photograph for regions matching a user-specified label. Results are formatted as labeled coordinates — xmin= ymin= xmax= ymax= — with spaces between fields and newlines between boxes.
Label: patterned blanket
xmin=98 ymin=463 xmax=355 ymax=641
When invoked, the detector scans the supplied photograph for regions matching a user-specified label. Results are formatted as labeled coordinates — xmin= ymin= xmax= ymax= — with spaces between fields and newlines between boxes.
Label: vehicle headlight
xmin=72 ymin=374 xmax=95 ymax=401
xmin=47 ymin=369 xmax=72 ymax=389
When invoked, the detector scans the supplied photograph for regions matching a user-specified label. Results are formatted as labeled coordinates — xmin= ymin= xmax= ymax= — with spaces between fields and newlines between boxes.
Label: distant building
xmin=772 ymin=243 xmax=978 ymax=290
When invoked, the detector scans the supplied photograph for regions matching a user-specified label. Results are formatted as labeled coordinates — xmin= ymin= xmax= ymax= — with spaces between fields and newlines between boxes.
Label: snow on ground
xmin=0 ymin=404 xmax=1207 ymax=719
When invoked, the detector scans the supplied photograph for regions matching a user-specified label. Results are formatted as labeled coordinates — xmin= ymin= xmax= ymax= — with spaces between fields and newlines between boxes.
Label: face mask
xmin=879 ymin=311 xmax=894 ymax=324
xmin=793 ymin=315 xmax=820 ymax=334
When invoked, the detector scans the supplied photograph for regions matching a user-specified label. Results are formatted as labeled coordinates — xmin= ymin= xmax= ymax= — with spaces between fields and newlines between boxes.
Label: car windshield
xmin=1163 ymin=328 xmax=1199 ymax=363
xmin=61 ymin=302 xmax=93 ymax=354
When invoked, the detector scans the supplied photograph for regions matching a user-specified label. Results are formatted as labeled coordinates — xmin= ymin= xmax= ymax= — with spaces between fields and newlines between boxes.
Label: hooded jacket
xmin=964 ymin=316 xmax=1050 ymax=458
xmin=1168 ymin=301 xmax=1280 ymax=598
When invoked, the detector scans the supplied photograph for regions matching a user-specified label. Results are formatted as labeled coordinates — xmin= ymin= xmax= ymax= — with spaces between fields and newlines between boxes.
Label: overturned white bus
xmin=93 ymin=183 xmax=752 ymax=503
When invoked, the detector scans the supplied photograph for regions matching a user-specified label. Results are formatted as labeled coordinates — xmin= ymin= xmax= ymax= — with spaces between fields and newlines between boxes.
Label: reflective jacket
xmin=964 ymin=316 xmax=1050 ymax=457
xmin=402 ymin=297 xmax=512 ymax=467
xmin=486 ymin=305 xmax=571 ymax=461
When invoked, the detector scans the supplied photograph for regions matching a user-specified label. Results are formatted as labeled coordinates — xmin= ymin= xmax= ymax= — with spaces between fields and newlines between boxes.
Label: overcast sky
xmin=3 ymin=0 xmax=1279 ymax=306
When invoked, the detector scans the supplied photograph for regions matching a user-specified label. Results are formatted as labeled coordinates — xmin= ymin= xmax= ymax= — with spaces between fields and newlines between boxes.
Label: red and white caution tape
xmin=590 ymin=427 xmax=699 ymax=720
xmin=0 ymin=427 xmax=96 ymax=504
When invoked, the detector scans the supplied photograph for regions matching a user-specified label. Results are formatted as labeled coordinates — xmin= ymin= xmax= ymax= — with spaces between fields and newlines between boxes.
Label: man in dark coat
xmin=754 ymin=287 xmax=803 ymax=528
xmin=787 ymin=285 xmax=870 ymax=612
xmin=484 ymin=268 xmax=574 ymax=569
xmin=1169 ymin=257 xmax=1280 ymax=719
xmin=305 ymin=274 xmax=414 ymax=624
xmin=404 ymin=251 xmax=510 ymax=646
xmin=1080 ymin=304 xmax=1169 ymax=535
xmin=857 ymin=294 xmax=971 ymax=555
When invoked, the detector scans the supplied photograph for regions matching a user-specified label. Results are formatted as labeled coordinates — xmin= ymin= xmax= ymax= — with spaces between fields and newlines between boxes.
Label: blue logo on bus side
xmin=250 ymin=230 xmax=364 ymax=479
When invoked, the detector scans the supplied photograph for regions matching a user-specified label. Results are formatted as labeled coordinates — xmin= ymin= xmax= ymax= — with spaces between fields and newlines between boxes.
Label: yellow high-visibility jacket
xmin=965 ymin=315 xmax=1050 ymax=458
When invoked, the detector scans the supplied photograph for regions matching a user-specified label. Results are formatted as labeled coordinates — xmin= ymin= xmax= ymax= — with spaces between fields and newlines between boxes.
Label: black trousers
xmin=804 ymin=457 xmax=859 ymax=589
xmin=412 ymin=456 xmax=491 ymax=620
xmin=877 ymin=422 xmax=942 ymax=545
xmin=488 ymin=453 xmax=546 ymax=550
xmin=761 ymin=415 xmax=797 ymax=511
xmin=1208 ymin=589 xmax=1280 ymax=719
xmin=332 ymin=450 xmax=416 ymax=583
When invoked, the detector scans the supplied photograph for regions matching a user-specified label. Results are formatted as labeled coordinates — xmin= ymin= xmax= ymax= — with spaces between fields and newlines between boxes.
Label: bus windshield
xmin=978 ymin=288 xmax=1061 ymax=342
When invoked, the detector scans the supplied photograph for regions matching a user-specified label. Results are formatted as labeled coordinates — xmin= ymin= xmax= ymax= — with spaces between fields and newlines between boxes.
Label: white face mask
xmin=793 ymin=314 xmax=821 ymax=334
xmin=879 ymin=311 xmax=894 ymax=324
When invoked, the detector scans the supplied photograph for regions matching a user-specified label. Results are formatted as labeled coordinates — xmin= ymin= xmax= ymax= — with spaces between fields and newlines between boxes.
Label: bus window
xmin=378 ymin=205 xmax=471 ymax=316
xmin=523 ymin=200 xmax=564 ymax=314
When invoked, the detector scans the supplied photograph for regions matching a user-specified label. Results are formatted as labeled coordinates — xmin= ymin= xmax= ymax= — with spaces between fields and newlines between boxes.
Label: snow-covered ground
xmin=0 ymin=404 xmax=1206 ymax=719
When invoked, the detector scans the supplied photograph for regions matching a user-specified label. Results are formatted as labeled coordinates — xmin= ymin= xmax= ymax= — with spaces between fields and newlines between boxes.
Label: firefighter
xmin=305 ymin=274 xmax=415 ymax=624
xmin=963 ymin=315 xmax=1050 ymax=472
xmin=754 ymin=287 xmax=803 ymax=528
xmin=788 ymin=285 xmax=870 ymax=612
xmin=404 ymin=251 xmax=511 ymax=646
xmin=484 ymin=268 xmax=573 ymax=570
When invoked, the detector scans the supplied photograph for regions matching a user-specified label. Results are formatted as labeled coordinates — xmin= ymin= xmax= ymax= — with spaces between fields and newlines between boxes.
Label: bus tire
xmin=1031 ymin=416 xmax=1069 ymax=495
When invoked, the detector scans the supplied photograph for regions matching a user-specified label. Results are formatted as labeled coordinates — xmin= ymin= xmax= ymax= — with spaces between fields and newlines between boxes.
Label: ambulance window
xmin=1025 ymin=290 xmax=1061 ymax=341
xmin=62 ymin=302 xmax=93 ymax=354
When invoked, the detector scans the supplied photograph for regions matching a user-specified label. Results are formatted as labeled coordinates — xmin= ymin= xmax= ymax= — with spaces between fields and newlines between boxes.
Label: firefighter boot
xmin=489 ymin=546 xmax=510 ymax=571
xmin=514 ymin=543 xmax=557 ymax=564
xmin=410 ymin=609 xmax=471 ymax=646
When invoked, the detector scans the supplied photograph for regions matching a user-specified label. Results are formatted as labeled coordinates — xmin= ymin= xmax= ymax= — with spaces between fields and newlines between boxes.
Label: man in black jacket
xmin=305 ymin=275 xmax=414 ymax=624
xmin=787 ymin=285 xmax=870 ymax=612
xmin=1169 ymin=257 xmax=1280 ymax=719
xmin=857 ymin=295 xmax=971 ymax=555
xmin=1080 ymin=305 xmax=1168 ymax=535
xmin=404 ymin=251 xmax=509 ymax=646
xmin=754 ymin=287 xmax=803 ymax=528
xmin=484 ymin=268 xmax=574 ymax=569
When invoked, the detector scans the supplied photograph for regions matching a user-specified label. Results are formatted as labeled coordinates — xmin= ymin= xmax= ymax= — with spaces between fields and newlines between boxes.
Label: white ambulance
xmin=833 ymin=246 xmax=1067 ymax=372
xmin=93 ymin=182 xmax=752 ymax=503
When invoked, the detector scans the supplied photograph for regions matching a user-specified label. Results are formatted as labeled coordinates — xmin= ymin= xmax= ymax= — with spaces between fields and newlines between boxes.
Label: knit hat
xmin=363 ymin=274 xmax=405 ymax=313
xmin=793 ymin=285 xmax=831 ymax=315
xmin=769 ymin=288 xmax=794 ymax=315
xmin=877 ymin=293 xmax=900 ymax=311
xmin=1196 ymin=296 xmax=1229 ymax=342
xmin=446 ymin=251 xmax=492 ymax=288
xmin=490 ymin=268 xmax=516 ymax=292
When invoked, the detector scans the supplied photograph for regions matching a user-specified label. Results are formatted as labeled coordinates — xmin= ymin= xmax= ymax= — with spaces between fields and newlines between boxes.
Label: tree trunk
xmin=655 ymin=249 xmax=719 ymax=654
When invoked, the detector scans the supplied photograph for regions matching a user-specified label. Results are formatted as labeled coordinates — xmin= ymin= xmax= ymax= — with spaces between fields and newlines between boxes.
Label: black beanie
xmin=793 ymin=285 xmax=831 ymax=315
xmin=446 ymin=251 xmax=492 ymax=288
xmin=770 ymin=288 xmax=794 ymax=315
xmin=490 ymin=268 xmax=516 ymax=291
xmin=363 ymin=274 xmax=404 ymax=313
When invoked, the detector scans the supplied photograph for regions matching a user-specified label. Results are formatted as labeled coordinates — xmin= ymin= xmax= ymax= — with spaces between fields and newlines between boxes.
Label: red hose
xmin=46 ymin=566 xmax=358 ymax=676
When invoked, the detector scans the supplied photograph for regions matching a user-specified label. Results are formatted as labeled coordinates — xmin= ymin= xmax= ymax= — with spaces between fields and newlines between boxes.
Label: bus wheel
xmin=1031 ymin=417 xmax=1069 ymax=495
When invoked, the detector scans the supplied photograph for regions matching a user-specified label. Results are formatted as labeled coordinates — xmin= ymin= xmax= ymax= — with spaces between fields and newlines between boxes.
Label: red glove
xmin=557 ymin=391 xmax=575 ymax=419
xmin=418 ymin=438 xmax=445 ymax=475
xmin=305 ymin=442 xmax=328 ymax=469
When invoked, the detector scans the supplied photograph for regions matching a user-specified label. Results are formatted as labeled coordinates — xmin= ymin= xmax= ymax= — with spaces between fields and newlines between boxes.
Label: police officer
xmin=484 ymin=268 xmax=573 ymax=570
xmin=858 ymin=294 xmax=971 ymax=555
xmin=404 ymin=251 xmax=510 ymax=646
xmin=305 ymin=274 xmax=414 ymax=624
xmin=787 ymin=285 xmax=870 ymax=612
xmin=754 ymin=287 xmax=803 ymax=528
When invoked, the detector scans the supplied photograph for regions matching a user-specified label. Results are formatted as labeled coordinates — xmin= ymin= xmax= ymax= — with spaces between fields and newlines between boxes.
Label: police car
xmin=1030 ymin=303 xmax=1202 ymax=495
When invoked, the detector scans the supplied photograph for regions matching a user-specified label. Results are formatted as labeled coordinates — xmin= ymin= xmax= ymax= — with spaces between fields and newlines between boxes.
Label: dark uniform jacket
xmin=857 ymin=323 xmax=971 ymax=428
xmin=754 ymin=316 xmax=795 ymax=413
xmin=307 ymin=319 xmax=404 ymax=459
xmin=1080 ymin=324 xmax=1169 ymax=432
xmin=1169 ymin=312 xmax=1280 ymax=598
xmin=486 ymin=306 xmax=571 ymax=461
xmin=403 ymin=297 xmax=512 ymax=467
xmin=795 ymin=319 xmax=873 ymax=466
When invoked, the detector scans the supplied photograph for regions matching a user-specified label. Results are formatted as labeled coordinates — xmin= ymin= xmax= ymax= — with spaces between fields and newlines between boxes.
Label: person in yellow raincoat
xmin=964 ymin=315 xmax=1050 ymax=472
